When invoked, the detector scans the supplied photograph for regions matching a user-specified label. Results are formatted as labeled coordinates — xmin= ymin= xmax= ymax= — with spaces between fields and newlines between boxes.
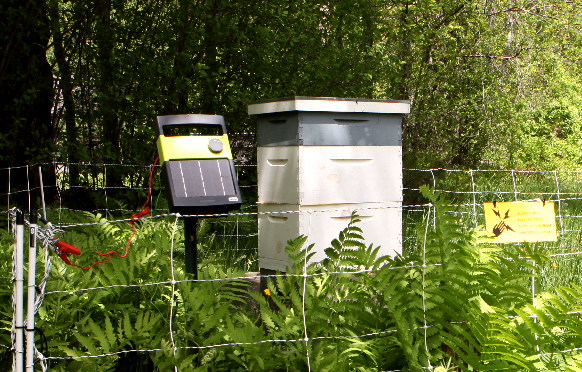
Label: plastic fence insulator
xmin=14 ymin=210 xmax=24 ymax=372
xmin=26 ymin=212 xmax=37 ymax=372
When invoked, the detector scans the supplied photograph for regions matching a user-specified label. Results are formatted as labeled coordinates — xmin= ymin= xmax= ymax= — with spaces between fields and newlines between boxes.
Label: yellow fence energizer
xmin=155 ymin=114 xmax=242 ymax=215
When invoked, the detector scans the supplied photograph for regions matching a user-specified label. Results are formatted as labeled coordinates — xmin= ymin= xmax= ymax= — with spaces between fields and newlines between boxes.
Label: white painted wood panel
xmin=258 ymin=146 xmax=403 ymax=205
xmin=258 ymin=202 xmax=402 ymax=272
xmin=248 ymin=97 xmax=410 ymax=115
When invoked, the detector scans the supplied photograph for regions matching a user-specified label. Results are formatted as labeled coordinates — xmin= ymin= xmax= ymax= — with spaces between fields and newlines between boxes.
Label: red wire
xmin=72 ymin=157 xmax=159 ymax=270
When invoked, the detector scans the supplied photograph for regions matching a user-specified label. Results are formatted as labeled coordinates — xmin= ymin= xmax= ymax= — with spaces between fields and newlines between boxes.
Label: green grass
xmin=403 ymin=169 xmax=582 ymax=292
xmin=195 ymin=208 xmax=258 ymax=272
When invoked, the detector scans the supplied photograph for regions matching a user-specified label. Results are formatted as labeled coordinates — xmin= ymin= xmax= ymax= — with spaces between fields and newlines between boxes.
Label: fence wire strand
xmin=6 ymin=164 xmax=582 ymax=369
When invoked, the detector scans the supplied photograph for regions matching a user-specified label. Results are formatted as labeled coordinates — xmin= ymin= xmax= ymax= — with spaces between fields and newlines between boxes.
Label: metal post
xmin=182 ymin=217 xmax=200 ymax=359
xmin=184 ymin=218 xmax=198 ymax=279
xmin=14 ymin=211 xmax=24 ymax=372
xmin=26 ymin=165 xmax=30 ymax=213
xmin=38 ymin=166 xmax=46 ymax=220
xmin=26 ymin=211 xmax=37 ymax=371
xmin=7 ymin=168 xmax=10 ymax=232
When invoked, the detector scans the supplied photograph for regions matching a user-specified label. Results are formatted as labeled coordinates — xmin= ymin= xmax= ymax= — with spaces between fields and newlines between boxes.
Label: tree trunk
xmin=0 ymin=0 xmax=57 ymax=211
xmin=47 ymin=0 xmax=81 ymax=185
xmin=95 ymin=0 xmax=123 ymax=193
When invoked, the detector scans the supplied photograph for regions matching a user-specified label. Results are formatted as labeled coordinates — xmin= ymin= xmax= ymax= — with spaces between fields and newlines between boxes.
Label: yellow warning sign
xmin=484 ymin=201 xmax=557 ymax=243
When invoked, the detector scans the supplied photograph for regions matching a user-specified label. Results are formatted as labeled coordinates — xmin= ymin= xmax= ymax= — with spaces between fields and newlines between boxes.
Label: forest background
xmin=2 ymin=0 xmax=582 ymax=208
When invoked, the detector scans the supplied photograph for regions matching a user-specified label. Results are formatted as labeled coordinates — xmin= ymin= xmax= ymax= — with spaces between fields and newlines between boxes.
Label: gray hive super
xmin=256 ymin=112 xmax=402 ymax=147
xmin=248 ymin=97 xmax=410 ymax=273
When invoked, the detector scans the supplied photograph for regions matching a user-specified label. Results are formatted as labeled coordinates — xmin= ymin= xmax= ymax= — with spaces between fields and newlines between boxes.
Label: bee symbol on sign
xmin=492 ymin=207 xmax=515 ymax=237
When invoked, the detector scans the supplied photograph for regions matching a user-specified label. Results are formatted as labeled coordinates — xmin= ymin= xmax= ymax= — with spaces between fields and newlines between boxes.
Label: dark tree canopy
xmin=2 ymin=0 xmax=582 ymax=208
xmin=0 ymin=0 xmax=56 ymax=207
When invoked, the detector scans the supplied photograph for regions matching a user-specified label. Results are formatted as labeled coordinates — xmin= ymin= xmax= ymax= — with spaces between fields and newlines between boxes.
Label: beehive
xmin=248 ymin=97 xmax=410 ymax=272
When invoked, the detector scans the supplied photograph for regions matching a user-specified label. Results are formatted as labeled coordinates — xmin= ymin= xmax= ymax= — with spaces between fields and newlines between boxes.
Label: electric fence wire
xmin=53 ymin=204 xmax=411 ymax=229
xmin=37 ymin=245 xmax=582 ymax=296
xmin=39 ymin=334 xmax=385 ymax=360
xmin=7 ymin=165 xmax=582 ymax=369
xmin=40 ymin=316 xmax=456 ymax=364
xmin=554 ymin=170 xmax=566 ymax=246
xmin=0 ymin=162 xmax=251 ymax=200
xmin=43 ymin=263 xmax=444 ymax=295
xmin=405 ymin=167 xmax=582 ymax=174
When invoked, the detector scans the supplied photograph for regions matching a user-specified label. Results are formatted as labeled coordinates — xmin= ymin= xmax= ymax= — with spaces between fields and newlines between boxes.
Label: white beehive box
xmin=258 ymin=146 xmax=402 ymax=205
xmin=258 ymin=202 xmax=402 ymax=272
xmin=249 ymin=97 xmax=410 ymax=274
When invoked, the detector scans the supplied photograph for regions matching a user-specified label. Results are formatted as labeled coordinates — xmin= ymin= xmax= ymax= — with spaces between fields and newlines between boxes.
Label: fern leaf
xmin=324 ymin=247 xmax=340 ymax=261
xmin=104 ymin=315 xmax=117 ymax=351
xmin=74 ymin=330 xmax=100 ymax=355
xmin=88 ymin=318 xmax=111 ymax=353
xmin=201 ymin=302 xmax=230 ymax=334
xmin=330 ymin=238 xmax=342 ymax=253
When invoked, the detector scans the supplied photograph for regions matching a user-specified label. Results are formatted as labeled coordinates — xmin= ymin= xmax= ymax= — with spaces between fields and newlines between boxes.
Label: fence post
xmin=7 ymin=167 xmax=10 ymax=232
xmin=26 ymin=211 xmax=37 ymax=371
xmin=38 ymin=166 xmax=46 ymax=219
xmin=14 ymin=210 xmax=24 ymax=372
xmin=553 ymin=170 xmax=565 ymax=246
xmin=470 ymin=170 xmax=478 ymax=228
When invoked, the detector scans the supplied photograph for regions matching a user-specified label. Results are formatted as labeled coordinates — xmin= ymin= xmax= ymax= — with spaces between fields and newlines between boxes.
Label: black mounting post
xmin=184 ymin=218 xmax=198 ymax=279
xmin=16 ymin=210 xmax=24 ymax=225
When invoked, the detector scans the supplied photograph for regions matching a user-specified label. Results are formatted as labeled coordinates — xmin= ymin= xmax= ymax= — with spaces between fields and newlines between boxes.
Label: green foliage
xmin=489 ymin=62 xmax=582 ymax=170
xmin=5 ymin=0 xmax=582 ymax=177
xmin=39 ymin=0 xmax=383 ymax=171
xmin=196 ymin=213 xmax=258 ymax=272
xmin=511 ymin=283 xmax=582 ymax=372
xmin=374 ymin=186 xmax=546 ymax=370
xmin=8 ymin=189 xmax=582 ymax=370
xmin=256 ymin=213 xmax=404 ymax=372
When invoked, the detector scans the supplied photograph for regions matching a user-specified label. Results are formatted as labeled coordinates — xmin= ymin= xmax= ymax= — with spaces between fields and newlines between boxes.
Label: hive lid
xmin=248 ymin=96 xmax=410 ymax=115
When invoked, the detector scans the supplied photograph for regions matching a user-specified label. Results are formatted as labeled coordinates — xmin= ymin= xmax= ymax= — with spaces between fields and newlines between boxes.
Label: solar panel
xmin=170 ymin=159 xmax=237 ymax=198
xmin=162 ymin=158 xmax=241 ymax=214
xmin=156 ymin=114 xmax=242 ymax=215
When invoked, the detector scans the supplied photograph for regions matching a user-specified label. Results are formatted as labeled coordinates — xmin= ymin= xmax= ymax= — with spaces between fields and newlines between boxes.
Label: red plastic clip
xmin=54 ymin=240 xmax=81 ymax=265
